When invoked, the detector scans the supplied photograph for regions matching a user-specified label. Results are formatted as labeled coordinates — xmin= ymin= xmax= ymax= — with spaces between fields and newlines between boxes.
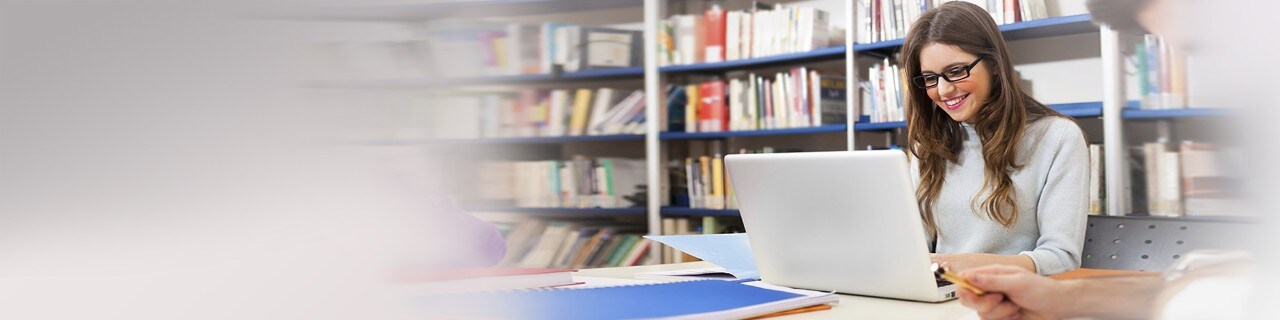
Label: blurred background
xmin=1 ymin=0 xmax=1275 ymax=318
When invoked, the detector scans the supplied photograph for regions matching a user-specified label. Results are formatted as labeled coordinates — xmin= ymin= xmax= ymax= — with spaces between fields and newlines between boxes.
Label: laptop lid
xmin=725 ymin=150 xmax=948 ymax=302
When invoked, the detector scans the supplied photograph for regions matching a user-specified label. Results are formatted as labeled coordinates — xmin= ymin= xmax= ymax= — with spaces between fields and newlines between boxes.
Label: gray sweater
xmin=910 ymin=116 xmax=1089 ymax=275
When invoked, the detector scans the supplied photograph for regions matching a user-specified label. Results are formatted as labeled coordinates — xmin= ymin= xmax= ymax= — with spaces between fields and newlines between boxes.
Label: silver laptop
xmin=725 ymin=150 xmax=958 ymax=302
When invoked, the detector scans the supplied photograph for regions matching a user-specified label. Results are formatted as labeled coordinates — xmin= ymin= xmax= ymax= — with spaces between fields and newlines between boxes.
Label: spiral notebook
xmin=421 ymin=279 xmax=837 ymax=320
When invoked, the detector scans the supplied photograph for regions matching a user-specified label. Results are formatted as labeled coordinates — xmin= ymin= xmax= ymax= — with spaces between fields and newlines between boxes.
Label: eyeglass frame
xmin=911 ymin=54 xmax=987 ymax=89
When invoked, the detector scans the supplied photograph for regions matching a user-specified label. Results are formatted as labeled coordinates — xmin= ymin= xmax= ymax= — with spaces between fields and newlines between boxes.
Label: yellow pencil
xmin=931 ymin=263 xmax=985 ymax=295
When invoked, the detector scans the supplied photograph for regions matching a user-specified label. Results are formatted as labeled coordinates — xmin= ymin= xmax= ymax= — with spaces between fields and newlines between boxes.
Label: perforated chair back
xmin=1081 ymin=215 xmax=1254 ymax=271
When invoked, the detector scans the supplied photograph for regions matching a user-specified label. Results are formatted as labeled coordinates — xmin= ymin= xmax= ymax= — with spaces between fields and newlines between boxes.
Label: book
xmin=815 ymin=74 xmax=848 ymax=125
xmin=570 ymin=26 xmax=643 ymax=72
xmin=1088 ymin=144 xmax=1106 ymax=215
xmin=660 ymin=5 xmax=832 ymax=66
xmin=699 ymin=80 xmax=726 ymax=132
xmin=704 ymin=5 xmax=727 ymax=63
xmin=1137 ymin=35 xmax=1190 ymax=109
xmin=855 ymin=0 xmax=1048 ymax=44
xmin=424 ymin=279 xmax=838 ymax=320
xmin=1179 ymin=142 xmax=1242 ymax=216
xmin=685 ymin=83 xmax=700 ymax=133
xmin=567 ymin=88 xmax=593 ymax=136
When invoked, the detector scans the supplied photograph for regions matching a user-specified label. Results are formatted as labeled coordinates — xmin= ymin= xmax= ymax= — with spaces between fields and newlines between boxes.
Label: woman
xmin=901 ymin=2 xmax=1088 ymax=276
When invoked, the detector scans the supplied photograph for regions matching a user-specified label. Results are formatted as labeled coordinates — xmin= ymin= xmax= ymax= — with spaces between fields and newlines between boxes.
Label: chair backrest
xmin=1081 ymin=215 xmax=1254 ymax=271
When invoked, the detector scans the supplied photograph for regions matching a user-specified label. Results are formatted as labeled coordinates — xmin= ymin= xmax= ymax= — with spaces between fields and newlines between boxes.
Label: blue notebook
xmin=422 ymin=279 xmax=836 ymax=319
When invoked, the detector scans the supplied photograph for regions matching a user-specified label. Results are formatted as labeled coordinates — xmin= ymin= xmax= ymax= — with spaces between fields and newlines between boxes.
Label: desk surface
xmin=577 ymin=261 xmax=976 ymax=320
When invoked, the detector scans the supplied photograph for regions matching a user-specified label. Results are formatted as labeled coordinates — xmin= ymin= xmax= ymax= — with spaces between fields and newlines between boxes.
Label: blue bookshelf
xmin=854 ymin=14 xmax=1096 ymax=53
xmin=1123 ymin=108 xmax=1229 ymax=120
xmin=659 ymin=15 xmax=1094 ymax=73
xmin=457 ymin=134 xmax=646 ymax=144
xmin=1000 ymin=14 xmax=1097 ymax=41
xmin=309 ymin=74 xmax=553 ymax=89
xmin=561 ymin=67 xmax=645 ymax=79
xmin=851 ymin=101 xmax=1118 ymax=131
xmin=266 ymin=0 xmax=645 ymax=21
xmin=659 ymin=46 xmax=846 ymax=74
xmin=854 ymin=118 xmax=906 ymax=131
xmin=466 ymin=207 xmax=648 ymax=216
xmin=359 ymin=134 xmax=645 ymax=145
xmin=660 ymin=207 xmax=741 ymax=217
xmin=659 ymin=124 xmax=847 ymax=140
xmin=1051 ymin=101 xmax=1105 ymax=118
xmin=309 ymin=68 xmax=644 ymax=89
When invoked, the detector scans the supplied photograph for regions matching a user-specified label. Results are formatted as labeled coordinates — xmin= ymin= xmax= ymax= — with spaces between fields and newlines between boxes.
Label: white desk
xmin=577 ymin=261 xmax=977 ymax=320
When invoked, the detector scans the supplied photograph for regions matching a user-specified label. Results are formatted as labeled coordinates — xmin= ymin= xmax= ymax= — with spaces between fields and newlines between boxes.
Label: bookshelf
xmin=660 ymin=207 xmax=741 ymax=217
xmin=659 ymin=46 xmax=846 ymax=74
xmin=470 ymin=207 xmax=648 ymax=216
xmin=449 ymin=134 xmax=646 ymax=144
xmin=660 ymin=125 xmax=847 ymax=140
xmin=268 ymin=0 xmax=644 ymax=21
xmin=852 ymin=14 xmax=1096 ymax=54
xmin=290 ymin=0 xmax=1241 ymax=266
xmin=851 ymin=102 xmax=1113 ymax=132
xmin=310 ymin=68 xmax=644 ymax=89
xmin=1123 ymin=108 xmax=1230 ymax=120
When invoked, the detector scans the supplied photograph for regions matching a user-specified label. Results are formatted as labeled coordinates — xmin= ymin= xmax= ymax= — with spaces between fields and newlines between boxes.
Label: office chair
xmin=1080 ymin=215 xmax=1255 ymax=271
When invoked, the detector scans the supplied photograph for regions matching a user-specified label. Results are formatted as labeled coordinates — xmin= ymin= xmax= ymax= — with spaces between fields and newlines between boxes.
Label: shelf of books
xmin=1123 ymin=108 xmax=1230 ymax=120
xmin=269 ymin=0 xmax=644 ymax=22
xmin=660 ymin=207 xmax=742 ymax=217
xmin=854 ymin=14 xmax=1096 ymax=53
xmin=304 ymin=14 xmax=647 ymax=88
xmin=445 ymin=134 xmax=646 ymax=145
xmin=660 ymin=125 xmax=846 ymax=140
xmin=660 ymin=67 xmax=848 ymax=139
xmin=495 ymin=219 xmax=656 ymax=269
xmin=853 ymin=117 xmax=906 ymax=131
xmin=1081 ymin=33 xmax=1246 ymax=222
xmin=659 ymin=46 xmax=846 ymax=74
xmin=309 ymin=66 xmax=643 ymax=90
xmin=472 ymin=207 xmax=648 ymax=216
xmin=852 ymin=102 xmax=1113 ymax=132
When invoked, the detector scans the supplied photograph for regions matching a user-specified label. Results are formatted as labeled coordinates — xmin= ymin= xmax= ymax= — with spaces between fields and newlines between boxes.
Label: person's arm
xmin=932 ymin=122 xmax=1089 ymax=275
xmin=931 ymin=252 xmax=1036 ymax=273
xmin=958 ymin=265 xmax=1164 ymax=319
xmin=1020 ymin=121 xmax=1090 ymax=275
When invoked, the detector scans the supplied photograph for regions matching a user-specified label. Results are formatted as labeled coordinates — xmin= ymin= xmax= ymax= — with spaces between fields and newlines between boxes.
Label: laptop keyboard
xmin=935 ymin=277 xmax=953 ymax=288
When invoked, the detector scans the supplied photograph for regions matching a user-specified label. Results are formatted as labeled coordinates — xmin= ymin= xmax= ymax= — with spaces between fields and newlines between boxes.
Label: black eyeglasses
xmin=912 ymin=54 xmax=987 ymax=89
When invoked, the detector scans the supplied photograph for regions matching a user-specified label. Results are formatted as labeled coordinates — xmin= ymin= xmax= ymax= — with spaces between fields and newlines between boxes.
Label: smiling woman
xmin=898 ymin=2 xmax=1089 ymax=276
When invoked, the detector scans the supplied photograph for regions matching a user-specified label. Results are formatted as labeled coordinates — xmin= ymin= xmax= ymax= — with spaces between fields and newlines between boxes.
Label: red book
xmin=699 ymin=80 xmax=726 ymax=132
xmin=704 ymin=6 xmax=727 ymax=63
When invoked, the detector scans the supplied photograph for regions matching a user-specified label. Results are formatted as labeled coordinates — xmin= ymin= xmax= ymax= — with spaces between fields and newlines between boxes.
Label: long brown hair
xmin=901 ymin=2 xmax=1065 ymax=239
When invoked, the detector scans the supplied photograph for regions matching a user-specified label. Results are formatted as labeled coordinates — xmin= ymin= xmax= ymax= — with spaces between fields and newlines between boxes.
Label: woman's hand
xmin=931 ymin=253 xmax=1037 ymax=273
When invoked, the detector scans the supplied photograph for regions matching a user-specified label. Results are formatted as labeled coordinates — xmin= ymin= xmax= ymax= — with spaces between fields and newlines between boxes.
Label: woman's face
xmin=919 ymin=43 xmax=993 ymax=124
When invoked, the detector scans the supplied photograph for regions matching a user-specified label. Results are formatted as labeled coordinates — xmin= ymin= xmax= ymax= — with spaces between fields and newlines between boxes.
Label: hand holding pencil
xmin=932 ymin=262 xmax=985 ymax=295
xmin=953 ymin=264 xmax=1067 ymax=320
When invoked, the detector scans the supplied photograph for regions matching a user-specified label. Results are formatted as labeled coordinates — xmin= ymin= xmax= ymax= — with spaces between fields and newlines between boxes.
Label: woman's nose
xmin=935 ymin=79 xmax=956 ymax=97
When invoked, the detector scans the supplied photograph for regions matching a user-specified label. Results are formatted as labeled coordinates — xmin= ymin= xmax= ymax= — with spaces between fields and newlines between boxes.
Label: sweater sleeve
xmin=1019 ymin=121 xmax=1090 ymax=275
